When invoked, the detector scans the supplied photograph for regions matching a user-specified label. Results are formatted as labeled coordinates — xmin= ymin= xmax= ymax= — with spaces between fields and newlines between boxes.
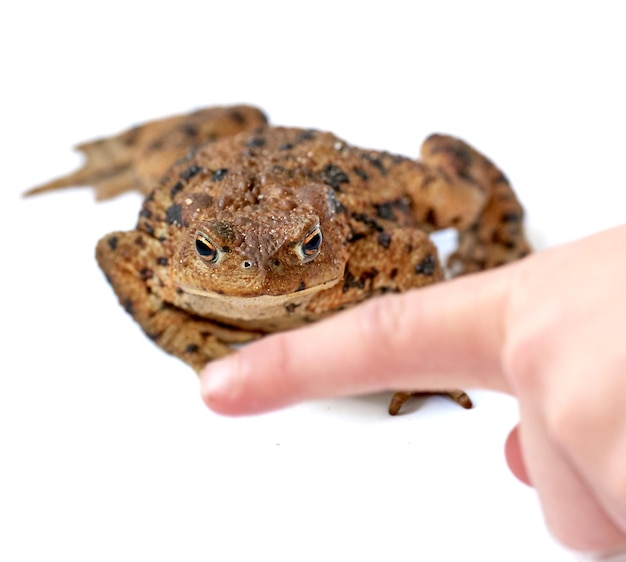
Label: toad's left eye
xmin=297 ymin=226 xmax=322 ymax=262
xmin=195 ymin=231 xmax=220 ymax=264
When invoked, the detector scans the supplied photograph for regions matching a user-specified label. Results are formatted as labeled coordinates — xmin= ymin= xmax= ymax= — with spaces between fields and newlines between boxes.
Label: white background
xmin=1 ymin=2 xmax=625 ymax=560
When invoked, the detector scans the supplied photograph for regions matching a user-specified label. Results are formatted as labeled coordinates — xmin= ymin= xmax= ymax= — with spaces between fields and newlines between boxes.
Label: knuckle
xmin=502 ymin=328 xmax=547 ymax=396
xmin=501 ymin=262 xmax=557 ymax=397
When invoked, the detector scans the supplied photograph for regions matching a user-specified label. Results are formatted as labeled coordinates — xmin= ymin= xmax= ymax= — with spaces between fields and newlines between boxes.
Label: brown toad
xmin=27 ymin=105 xmax=530 ymax=414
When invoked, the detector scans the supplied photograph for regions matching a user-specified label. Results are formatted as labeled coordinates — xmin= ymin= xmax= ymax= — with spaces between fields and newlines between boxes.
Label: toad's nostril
xmin=242 ymin=260 xmax=254 ymax=269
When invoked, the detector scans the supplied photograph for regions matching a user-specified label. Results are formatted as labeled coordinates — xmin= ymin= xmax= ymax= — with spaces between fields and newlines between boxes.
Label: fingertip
xmin=199 ymin=357 xmax=243 ymax=415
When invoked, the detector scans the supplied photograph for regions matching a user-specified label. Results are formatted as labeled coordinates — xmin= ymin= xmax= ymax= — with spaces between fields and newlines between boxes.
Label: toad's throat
xmin=177 ymin=278 xmax=340 ymax=322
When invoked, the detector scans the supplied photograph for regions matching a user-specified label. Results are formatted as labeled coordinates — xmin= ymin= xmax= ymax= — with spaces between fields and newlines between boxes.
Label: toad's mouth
xmin=177 ymin=278 xmax=340 ymax=321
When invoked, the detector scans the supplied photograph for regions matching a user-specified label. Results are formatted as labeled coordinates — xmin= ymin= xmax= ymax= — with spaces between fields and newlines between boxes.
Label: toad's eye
xmin=195 ymin=231 xmax=220 ymax=263
xmin=297 ymin=226 xmax=322 ymax=262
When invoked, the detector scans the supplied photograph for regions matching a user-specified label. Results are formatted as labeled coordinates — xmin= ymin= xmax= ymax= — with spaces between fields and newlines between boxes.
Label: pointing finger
xmin=200 ymin=263 xmax=517 ymax=415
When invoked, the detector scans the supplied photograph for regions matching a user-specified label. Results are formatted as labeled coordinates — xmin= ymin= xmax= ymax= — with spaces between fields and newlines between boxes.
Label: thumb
xmin=505 ymin=424 xmax=531 ymax=485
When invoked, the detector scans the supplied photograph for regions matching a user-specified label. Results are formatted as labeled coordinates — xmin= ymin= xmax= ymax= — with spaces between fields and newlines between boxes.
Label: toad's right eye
xmin=195 ymin=231 xmax=220 ymax=263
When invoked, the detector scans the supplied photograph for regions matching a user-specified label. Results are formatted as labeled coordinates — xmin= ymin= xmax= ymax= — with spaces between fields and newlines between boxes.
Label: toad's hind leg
xmin=420 ymin=134 xmax=531 ymax=275
xmin=25 ymin=105 xmax=267 ymax=201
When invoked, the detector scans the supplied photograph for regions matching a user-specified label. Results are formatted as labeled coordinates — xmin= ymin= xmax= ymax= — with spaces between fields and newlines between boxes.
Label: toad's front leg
xmin=96 ymin=230 xmax=259 ymax=372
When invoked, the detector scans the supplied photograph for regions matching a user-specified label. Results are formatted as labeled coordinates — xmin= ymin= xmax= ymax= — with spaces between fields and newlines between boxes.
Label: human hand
xmin=200 ymin=225 xmax=626 ymax=555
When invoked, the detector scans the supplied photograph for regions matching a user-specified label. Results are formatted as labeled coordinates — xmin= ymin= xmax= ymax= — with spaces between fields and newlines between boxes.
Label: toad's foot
xmin=24 ymin=105 xmax=267 ymax=201
xmin=388 ymin=389 xmax=473 ymax=415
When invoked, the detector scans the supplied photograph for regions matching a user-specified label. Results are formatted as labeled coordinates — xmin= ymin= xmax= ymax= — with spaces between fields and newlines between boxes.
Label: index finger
xmin=200 ymin=263 xmax=516 ymax=415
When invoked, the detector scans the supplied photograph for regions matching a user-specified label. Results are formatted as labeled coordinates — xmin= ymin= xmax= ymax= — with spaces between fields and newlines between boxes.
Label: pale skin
xmin=200 ymin=224 xmax=626 ymax=555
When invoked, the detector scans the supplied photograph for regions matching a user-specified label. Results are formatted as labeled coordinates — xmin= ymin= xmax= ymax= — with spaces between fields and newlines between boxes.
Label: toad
xmin=26 ymin=105 xmax=530 ymax=414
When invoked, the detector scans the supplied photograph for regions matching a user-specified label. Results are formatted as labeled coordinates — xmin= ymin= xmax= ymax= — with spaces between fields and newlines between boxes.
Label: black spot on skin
xmin=156 ymin=256 xmax=168 ymax=266
xmin=491 ymin=231 xmax=503 ymax=244
xmin=415 ymin=254 xmax=437 ymax=276
xmin=212 ymin=168 xmax=229 ymax=182
xmin=320 ymin=164 xmax=350 ymax=192
xmin=362 ymin=154 xmax=387 ymax=176
xmin=375 ymin=198 xmax=411 ymax=221
xmin=297 ymin=129 xmax=316 ymax=142
xmin=170 ymin=182 xmax=184 ymax=197
xmin=107 ymin=236 xmax=118 ymax=251
xmin=425 ymin=208 xmax=437 ymax=225
xmin=166 ymin=203 xmax=183 ymax=226
xmin=139 ymin=207 xmax=152 ymax=219
xmin=457 ymin=168 xmax=475 ymax=184
xmin=390 ymin=268 xmax=398 ymax=279
xmin=123 ymin=299 xmax=134 ymax=315
xmin=176 ymin=287 xmax=184 ymax=295
xmin=285 ymin=303 xmax=300 ymax=314
xmin=229 ymin=110 xmax=246 ymax=124
xmin=374 ymin=202 xmax=397 ymax=221
xmin=379 ymin=287 xmax=400 ymax=295
xmin=144 ymin=224 xmax=155 ymax=236
xmin=353 ymin=167 xmax=369 ymax=181
xmin=147 ymin=331 xmax=163 ymax=341
xmin=247 ymin=137 xmax=266 ymax=148
xmin=185 ymin=343 xmax=199 ymax=354
xmin=378 ymin=231 xmax=392 ymax=249
xmin=334 ymin=199 xmax=348 ymax=214
xmin=495 ymin=172 xmax=510 ymax=184
xmin=450 ymin=215 xmax=462 ymax=226
xmin=430 ymin=143 xmax=472 ymax=167
xmin=343 ymin=270 xmax=365 ymax=292
xmin=360 ymin=268 xmax=379 ymax=283
xmin=351 ymin=213 xmax=383 ymax=232
xmin=501 ymin=212 xmax=522 ymax=223
xmin=134 ymin=235 xmax=146 ymax=247
xmin=326 ymin=189 xmax=347 ymax=214
xmin=181 ymin=165 xmax=203 ymax=181
xmin=279 ymin=142 xmax=294 ymax=151
xmin=296 ymin=281 xmax=306 ymax=292
xmin=181 ymin=124 xmax=198 ymax=137
xmin=139 ymin=268 xmax=153 ymax=280
xmin=123 ymin=126 xmax=141 ymax=146
xmin=346 ymin=232 xmax=367 ymax=244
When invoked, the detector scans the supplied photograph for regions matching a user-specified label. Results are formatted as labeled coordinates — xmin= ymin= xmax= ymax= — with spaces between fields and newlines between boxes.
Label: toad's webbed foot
xmin=388 ymin=389 xmax=473 ymax=415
